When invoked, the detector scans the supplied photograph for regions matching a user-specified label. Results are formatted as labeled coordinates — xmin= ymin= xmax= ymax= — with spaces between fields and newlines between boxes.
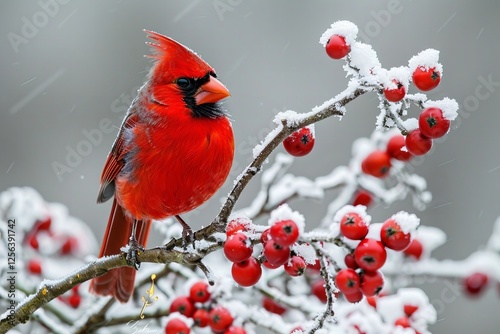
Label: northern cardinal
xmin=89 ymin=31 xmax=234 ymax=303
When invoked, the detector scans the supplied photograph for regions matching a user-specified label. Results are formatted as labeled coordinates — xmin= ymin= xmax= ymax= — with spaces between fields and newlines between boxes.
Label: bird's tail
xmin=89 ymin=198 xmax=152 ymax=303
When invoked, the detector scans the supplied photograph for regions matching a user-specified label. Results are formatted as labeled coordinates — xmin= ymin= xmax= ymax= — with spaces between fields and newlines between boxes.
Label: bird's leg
xmin=126 ymin=219 xmax=144 ymax=270
xmin=175 ymin=215 xmax=194 ymax=247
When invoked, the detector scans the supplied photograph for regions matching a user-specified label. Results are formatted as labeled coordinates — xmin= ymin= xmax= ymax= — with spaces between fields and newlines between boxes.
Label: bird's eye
xmin=176 ymin=78 xmax=194 ymax=89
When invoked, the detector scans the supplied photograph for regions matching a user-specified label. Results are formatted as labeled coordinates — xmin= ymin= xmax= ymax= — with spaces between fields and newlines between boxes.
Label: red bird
xmin=89 ymin=31 xmax=234 ymax=303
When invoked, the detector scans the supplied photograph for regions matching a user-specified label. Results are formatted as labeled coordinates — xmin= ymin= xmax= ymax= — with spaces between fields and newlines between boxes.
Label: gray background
xmin=1 ymin=1 xmax=499 ymax=333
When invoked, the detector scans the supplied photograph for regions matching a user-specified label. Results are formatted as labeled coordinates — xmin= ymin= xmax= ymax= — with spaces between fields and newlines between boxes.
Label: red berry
xmin=412 ymin=66 xmax=441 ymax=91
xmin=260 ymin=228 xmax=271 ymax=245
xmin=352 ymin=190 xmax=373 ymax=207
xmin=28 ymin=259 xmax=42 ymax=275
xmin=193 ymin=309 xmax=210 ymax=327
xmin=344 ymin=254 xmax=359 ymax=269
xmin=231 ymin=257 xmax=262 ymax=287
xmin=325 ymin=35 xmax=351 ymax=59
xmin=380 ymin=219 xmax=411 ymax=251
xmin=169 ymin=296 xmax=195 ymax=318
xmin=68 ymin=294 xmax=81 ymax=308
xmin=36 ymin=218 xmax=52 ymax=232
xmin=262 ymin=259 xmax=281 ymax=270
xmin=354 ymin=239 xmax=387 ymax=272
xmin=165 ymin=318 xmax=190 ymax=334
xmin=189 ymin=281 xmax=211 ymax=303
xmin=193 ymin=309 xmax=209 ymax=328
xmin=262 ymin=296 xmax=287 ymax=315
xmin=263 ymin=240 xmax=290 ymax=266
xmin=386 ymin=135 xmax=412 ymax=161
xmin=403 ymin=239 xmax=424 ymax=260
xmin=27 ymin=235 xmax=39 ymax=250
xmin=344 ymin=290 xmax=363 ymax=303
xmin=224 ymin=233 xmax=253 ymax=263
xmin=419 ymin=107 xmax=450 ymax=139
xmin=270 ymin=219 xmax=299 ymax=247
xmin=463 ymin=272 xmax=489 ymax=297
xmin=284 ymin=256 xmax=306 ymax=277
xmin=360 ymin=271 xmax=384 ymax=297
xmin=405 ymin=129 xmax=432 ymax=156
xmin=384 ymin=80 xmax=406 ymax=102
xmin=366 ymin=296 xmax=377 ymax=309
xmin=361 ymin=150 xmax=392 ymax=178
xmin=307 ymin=258 xmax=321 ymax=273
xmin=226 ymin=217 xmax=251 ymax=236
xmin=311 ymin=278 xmax=327 ymax=303
xmin=225 ymin=326 xmax=247 ymax=334
xmin=209 ymin=306 xmax=234 ymax=332
xmin=394 ymin=316 xmax=411 ymax=328
xmin=61 ymin=236 xmax=78 ymax=255
xmin=335 ymin=268 xmax=361 ymax=295
xmin=283 ymin=126 xmax=315 ymax=157
xmin=404 ymin=304 xmax=419 ymax=317
xmin=340 ymin=212 xmax=369 ymax=240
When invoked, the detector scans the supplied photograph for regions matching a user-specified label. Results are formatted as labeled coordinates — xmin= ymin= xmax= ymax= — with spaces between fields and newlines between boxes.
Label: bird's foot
xmin=125 ymin=234 xmax=144 ymax=270
xmin=175 ymin=215 xmax=195 ymax=249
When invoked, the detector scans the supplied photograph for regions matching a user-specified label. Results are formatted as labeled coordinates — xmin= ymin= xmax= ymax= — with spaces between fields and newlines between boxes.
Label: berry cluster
xmin=24 ymin=216 xmax=81 ymax=276
xmin=224 ymin=210 xmax=306 ymax=287
xmin=334 ymin=207 xmax=420 ymax=303
xmin=165 ymin=281 xmax=246 ymax=334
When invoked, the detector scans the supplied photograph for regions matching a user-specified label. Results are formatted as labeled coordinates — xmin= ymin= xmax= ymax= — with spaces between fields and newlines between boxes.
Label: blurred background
xmin=1 ymin=1 xmax=499 ymax=332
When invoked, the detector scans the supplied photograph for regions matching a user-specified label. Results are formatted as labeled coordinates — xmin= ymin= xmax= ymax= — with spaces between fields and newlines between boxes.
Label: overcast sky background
xmin=1 ymin=1 xmax=500 ymax=332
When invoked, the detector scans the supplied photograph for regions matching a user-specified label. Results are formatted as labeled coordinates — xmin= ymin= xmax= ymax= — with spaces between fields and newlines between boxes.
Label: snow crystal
xmin=319 ymin=20 xmax=359 ymax=47
xmin=293 ymin=243 xmax=316 ymax=264
xmin=333 ymin=205 xmax=372 ymax=225
xmin=349 ymin=42 xmax=381 ymax=77
xmin=423 ymin=97 xmax=459 ymax=121
xmin=391 ymin=211 xmax=420 ymax=234
xmin=401 ymin=118 xmax=418 ymax=131
xmin=408 ymin=49 xmax=443 ymax=77
xmin=268 ymin=204 xmax=305 ymax=233
xmin=379 ymin=66 xmax=411 ymax=91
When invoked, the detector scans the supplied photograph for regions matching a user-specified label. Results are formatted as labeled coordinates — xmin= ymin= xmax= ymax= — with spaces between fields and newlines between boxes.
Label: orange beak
xmin=194 ymin=76 xmax=230 ymax=105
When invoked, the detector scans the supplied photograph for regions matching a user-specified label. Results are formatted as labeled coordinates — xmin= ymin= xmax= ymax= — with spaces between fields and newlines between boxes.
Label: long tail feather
xmin=89 ymin=198 xmax=152 ymax=303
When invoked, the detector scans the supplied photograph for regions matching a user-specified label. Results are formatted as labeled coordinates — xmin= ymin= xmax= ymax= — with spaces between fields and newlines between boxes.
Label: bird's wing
xmin=97 ymin=112 xmax=138 ymax=204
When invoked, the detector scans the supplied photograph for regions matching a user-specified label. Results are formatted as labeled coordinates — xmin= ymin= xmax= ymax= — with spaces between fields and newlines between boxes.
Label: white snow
xmin=379 ymin=66 xmax=411 ymax=91
xmin=401 ymin=118 xmax=418 ymax=131
xmin=292 ymin=243 xmax=316 ymax=264
xmin=319 ymin=20 xmax=359 ymax=47
xmin=390 ymin=211 xmax=420 ymax=234
xmin=408 ymin=48 xmax=443 ymax=76
xmin=423 ymin=97 xmax=459 ymax=121
xmin=348 ymin=42 xmax=382 ymax=77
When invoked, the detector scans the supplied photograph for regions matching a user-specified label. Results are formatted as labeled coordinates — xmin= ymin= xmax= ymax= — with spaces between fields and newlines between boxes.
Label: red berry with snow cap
xmin=270 ymin=219 xmax=299 ymax=247
xmin=283 ymin=126 xmax=315 ymax=157
xmin=340 ymin=212 xmax=369 ymax=240
xmin=284 ymin=256 xmax=306 ymax=277
xmin=224 ymin=233 xmax=253 ymax=263
xmin=326 ymin=35 xmax=351 ymax=59
xmin=412 ymin=66 xmax=441 ymax=91
xmin=384 ymin=80 xmax=406 ymax=102
xmin=419 ymin=107 xmax=450 ymax=139
xmin=380 ymin=219 xmax=412 ymax=251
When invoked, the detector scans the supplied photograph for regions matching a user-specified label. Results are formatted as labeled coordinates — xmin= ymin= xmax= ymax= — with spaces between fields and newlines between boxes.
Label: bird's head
xmin=144 ymin=30 xmax=230 ymax=118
